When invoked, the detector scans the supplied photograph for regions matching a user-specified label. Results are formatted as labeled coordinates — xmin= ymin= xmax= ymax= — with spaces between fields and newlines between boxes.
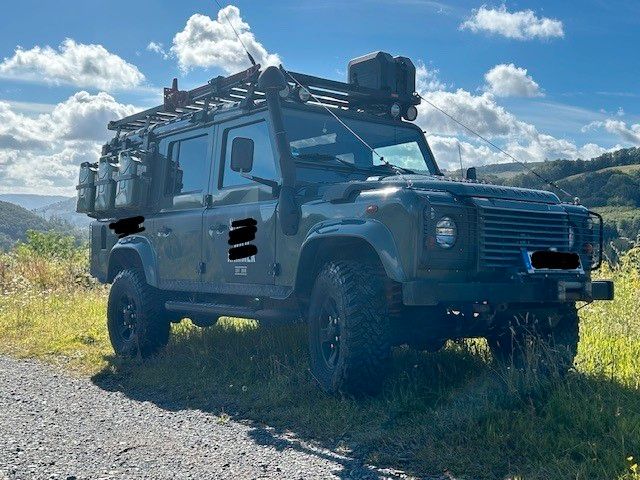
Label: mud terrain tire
xmin=308 ymin=261 xmax=391 ymax=395
xmin=107 ymin=269 xmax=170 ymax=358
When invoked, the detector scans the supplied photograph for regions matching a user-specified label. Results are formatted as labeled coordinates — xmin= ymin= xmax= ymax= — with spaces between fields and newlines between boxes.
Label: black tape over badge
xmin=109 ymin=216 xmax=145 ymax=239
xmin=228 ymin=218 xmax=258 ymax=260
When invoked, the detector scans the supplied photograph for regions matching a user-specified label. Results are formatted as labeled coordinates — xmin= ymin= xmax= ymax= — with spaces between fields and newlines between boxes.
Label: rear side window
xmin=167 ymin=135 xmax=209 ymax=195
xmin=221 ymin=122 xmax=277 ymax=188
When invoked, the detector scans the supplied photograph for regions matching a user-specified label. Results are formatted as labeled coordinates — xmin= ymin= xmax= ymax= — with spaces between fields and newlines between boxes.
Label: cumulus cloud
xmin=418 ymin=89 xmax=536 ymax=139
xmin=171 ymin=6 xmax=280 ymax=73
xmin=415 ymin=74 xmax=614 ymax=171
xmin=0 ymin=39 xmax=145 ymax=91
xmin=416 ymin=62 xmax=446 ymax=92
xmin=484 ymin=63 xmax=543 ymax=97
xmin=0 ymin=92 xmax=135 ymax=194
xmin=49 ymin=91 xmax=136 ymax=141
xmin=460 ymin=5 xmax=564 ymax=40
xmin=583 ymin=119 xmax=640 ymax=144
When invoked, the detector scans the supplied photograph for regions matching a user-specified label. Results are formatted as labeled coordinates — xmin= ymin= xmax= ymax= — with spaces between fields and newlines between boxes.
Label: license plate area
xmin=524 ymin=250 xmax=583 ymax=272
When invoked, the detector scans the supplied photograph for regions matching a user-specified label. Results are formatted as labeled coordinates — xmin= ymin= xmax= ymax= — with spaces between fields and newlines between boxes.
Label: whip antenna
xmin=418 ymin=93 xmax=576 ymax=201
xmin=213 ymin=0 xmax=256 ymax=66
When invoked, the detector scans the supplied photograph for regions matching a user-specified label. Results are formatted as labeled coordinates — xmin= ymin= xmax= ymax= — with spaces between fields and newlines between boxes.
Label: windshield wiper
xmin=372 ymin=161 xmax=415 ymax=175
xmin=293 ymin=153 xmax=357 ymax=170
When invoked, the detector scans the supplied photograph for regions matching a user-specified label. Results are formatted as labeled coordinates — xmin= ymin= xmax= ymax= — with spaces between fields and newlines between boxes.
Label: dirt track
xmin=0 ymin=356 xmax=414 ymax=480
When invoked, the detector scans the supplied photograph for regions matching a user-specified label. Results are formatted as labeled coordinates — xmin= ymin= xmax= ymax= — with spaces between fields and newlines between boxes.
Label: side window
xmin=221 ymin=122 xmax=277 ymax=188
xmin=166 ymin=135 xmax=209 ymax=196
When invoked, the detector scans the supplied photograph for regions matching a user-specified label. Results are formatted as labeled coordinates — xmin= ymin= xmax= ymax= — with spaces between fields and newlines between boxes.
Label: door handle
xmin=208 ymin=224 xmax=228 ymax=237
xmin=157 ymin=226 xmax=172 ymax=238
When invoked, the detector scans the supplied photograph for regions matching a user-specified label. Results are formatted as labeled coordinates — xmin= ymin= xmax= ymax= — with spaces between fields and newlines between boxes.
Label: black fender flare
xmin=297 ymin=219 xmax=406 ymax=284
xmin=107 ymin=236 xmax=159 ymax=287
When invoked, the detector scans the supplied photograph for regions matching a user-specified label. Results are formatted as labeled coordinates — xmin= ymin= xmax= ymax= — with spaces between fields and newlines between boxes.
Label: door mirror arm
xmin=239 ymin=172 xmax=281 ymax=197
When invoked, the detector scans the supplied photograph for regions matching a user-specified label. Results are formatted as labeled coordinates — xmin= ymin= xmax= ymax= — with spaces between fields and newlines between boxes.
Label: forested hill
xmin=484 ymin=147 xmax=640 ymax=207
xmin=0 ymin=200 xmax=52 ymax=250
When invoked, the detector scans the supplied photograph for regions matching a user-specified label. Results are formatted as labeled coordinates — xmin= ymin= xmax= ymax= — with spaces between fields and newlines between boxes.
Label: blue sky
xmin=1 ymin=0 xmax=639 ymax=194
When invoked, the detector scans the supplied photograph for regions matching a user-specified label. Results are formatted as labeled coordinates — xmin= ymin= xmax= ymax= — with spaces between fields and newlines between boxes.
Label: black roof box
xmin=348 ymin=51 xmax=416 ymax=97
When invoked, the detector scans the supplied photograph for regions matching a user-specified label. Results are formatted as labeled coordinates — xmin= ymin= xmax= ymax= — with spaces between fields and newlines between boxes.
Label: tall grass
xmin=0 ymin=233 xmax=639 ymax=479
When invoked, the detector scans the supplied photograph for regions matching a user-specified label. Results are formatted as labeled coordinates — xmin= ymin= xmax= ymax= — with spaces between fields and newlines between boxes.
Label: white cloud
xmin=484 ymin=63 xmax=543 ymax=97
xmin=415 ymin=74 xmax=615 ymax=171
xmin=416 ymin=62 xmax=446 ymax=92
xmin=583 ymin=119 xmax=640 ymax=144
xmin=0 ymin=39 xmax=145 ymax=91
xmin=0 ymin=92 xmax=136 ymax=195
xmin=418 ymin=89 xmax=536 ymax=139
xmin=49 ymin=91 xmax=136 ymax=142
xmin=147 ymin=42 xmax=169 ymax=60
xmin=460 ymin=5 xmax=564 ymax=40
xmin=171 ymin=6 xmax=280 ymax=73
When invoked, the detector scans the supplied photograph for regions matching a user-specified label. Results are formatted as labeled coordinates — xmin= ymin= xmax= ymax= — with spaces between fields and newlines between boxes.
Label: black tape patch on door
xmin=109 ymin=216 xmax=145 ymax=239
xmin=228 ymin=218 xmax=258 ymax=261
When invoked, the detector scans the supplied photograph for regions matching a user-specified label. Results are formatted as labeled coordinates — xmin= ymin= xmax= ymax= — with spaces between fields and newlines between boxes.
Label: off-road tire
xmin=107 ymin=269 xmax=170 ymax=358
xmin=487 ymin=306 xmax=579 ymax=375
xmin=308 ymin=261 xmax=391 ymax=396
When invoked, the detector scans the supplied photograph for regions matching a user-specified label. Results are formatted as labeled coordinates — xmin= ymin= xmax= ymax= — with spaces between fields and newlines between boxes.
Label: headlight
xmin=435 ymin=216 xmax=457 ymax=249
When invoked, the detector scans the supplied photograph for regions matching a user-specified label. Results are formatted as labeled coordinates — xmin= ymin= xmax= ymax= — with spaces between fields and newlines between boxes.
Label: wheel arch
xmin=107 ymin=238 xmax=159 ymax=287
xmin=294 ymin=221 xmax=406 ymax=299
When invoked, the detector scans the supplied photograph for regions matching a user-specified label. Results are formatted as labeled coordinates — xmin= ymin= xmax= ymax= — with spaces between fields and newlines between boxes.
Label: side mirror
xmin=230 ymin=137 xmax=254 ymax=172
xmin=465 ymin=166 xmax=477 ymax=181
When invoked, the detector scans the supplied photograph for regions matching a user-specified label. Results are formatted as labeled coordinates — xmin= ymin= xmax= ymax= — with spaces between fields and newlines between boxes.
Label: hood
xmin=322 ymin=174 xmax=561 ymax=204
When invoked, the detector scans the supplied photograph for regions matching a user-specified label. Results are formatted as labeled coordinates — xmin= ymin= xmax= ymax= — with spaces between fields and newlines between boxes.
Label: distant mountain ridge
xmin=0 ymin=194 xmax=69 ymax=211
xmin=34 ymin=197 xmax=91 ymax=228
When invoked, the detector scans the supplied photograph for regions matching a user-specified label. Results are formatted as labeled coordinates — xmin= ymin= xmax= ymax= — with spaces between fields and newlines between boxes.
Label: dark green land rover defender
xmin=77 ymin=52 xmax=613 ymax=395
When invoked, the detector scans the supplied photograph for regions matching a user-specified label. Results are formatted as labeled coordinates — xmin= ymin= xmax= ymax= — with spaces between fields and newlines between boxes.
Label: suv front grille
xmin=479 ymin=206 xmax=570 ymax=270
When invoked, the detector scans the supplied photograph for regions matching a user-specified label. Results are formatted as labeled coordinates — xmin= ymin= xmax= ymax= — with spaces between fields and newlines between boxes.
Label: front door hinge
xmin=198 ymin=262 xmax=206 ymax=274
xmin=270 ymin=262 xmax=281 ymax=277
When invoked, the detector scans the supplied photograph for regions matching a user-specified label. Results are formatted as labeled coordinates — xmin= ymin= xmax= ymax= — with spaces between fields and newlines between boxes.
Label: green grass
xmin=1 ymin=247 xmax=639 ymax=479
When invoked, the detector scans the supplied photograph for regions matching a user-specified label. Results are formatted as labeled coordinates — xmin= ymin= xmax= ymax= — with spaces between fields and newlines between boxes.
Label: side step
xmin=164 ymin=301 xmax=300 ymax=323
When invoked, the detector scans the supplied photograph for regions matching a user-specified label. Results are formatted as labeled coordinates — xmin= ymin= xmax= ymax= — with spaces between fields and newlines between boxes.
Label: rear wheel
xmin=487 ymin=306 xmax=579 ymax=374
xmin=107 ymin=269 xmax=170 ymax=358
xmin=308 ymin=261 xmax=391 ymax=395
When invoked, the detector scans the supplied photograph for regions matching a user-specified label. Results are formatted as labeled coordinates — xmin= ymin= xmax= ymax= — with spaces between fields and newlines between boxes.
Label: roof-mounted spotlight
xmin=404 ymin=105 xmax=418 ymax=121
xmin=297 ymin=87 xmax=311 ymax=103
xmin=278 ymin=84 xmax=291 ymax=98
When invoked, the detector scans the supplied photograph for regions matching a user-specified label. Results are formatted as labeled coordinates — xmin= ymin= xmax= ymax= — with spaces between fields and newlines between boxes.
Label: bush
xmin=1 ymin=230 xmax=95 ymax=293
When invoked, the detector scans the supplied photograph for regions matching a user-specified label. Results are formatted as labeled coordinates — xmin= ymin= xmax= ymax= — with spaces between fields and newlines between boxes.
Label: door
xmin=202 ymin=116 xmax=279 ymax=288
xmin=151 ymin=131 xmax=212 ymax=289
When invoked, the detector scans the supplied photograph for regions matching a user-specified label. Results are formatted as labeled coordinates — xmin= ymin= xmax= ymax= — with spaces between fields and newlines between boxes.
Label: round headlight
xmin=435 ymin=216 xmax=457 ymax=249
xmin=404 ymin=105 xmax=418 ymax=121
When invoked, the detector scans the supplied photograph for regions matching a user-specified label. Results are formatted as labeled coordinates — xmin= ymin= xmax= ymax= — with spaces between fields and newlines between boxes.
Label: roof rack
xmin=108 ymin=65 xmax=420 ymax=133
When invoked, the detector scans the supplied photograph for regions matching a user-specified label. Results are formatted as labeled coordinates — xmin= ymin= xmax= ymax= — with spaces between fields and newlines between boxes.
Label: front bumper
xmin=402 ymin=278 xmax=614 ymax=306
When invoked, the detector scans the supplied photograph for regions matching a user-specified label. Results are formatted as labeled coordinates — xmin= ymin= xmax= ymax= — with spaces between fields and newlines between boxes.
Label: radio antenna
xmin=457 ymin=141 xmax=464 ymax=179
xmin=418 ymin=92 xmax=576 ymax=201
xmin=213 ymin=0 xmax=256 ymax=66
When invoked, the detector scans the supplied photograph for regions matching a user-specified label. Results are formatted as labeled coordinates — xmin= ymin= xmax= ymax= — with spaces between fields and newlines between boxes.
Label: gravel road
xmin=0 ymin=356 xmax=412 ymax=480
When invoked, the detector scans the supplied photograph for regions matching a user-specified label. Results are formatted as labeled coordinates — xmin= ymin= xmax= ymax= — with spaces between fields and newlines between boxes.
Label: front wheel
xmin=107 ymin=269 xmax=170 ymax=358
xmin=308 ymin=261 xmax=391 ymax=396
xmin=487 ymin=306 xmax=579 ymax=375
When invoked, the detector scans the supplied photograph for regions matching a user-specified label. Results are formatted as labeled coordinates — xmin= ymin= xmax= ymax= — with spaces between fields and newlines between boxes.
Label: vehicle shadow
xmin=91 ymin=320 xmax=639 ymax=479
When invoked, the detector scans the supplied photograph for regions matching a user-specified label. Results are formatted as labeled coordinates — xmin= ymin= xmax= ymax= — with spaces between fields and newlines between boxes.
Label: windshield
xmin=282 ymin=108 xmax=438 ymax=182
